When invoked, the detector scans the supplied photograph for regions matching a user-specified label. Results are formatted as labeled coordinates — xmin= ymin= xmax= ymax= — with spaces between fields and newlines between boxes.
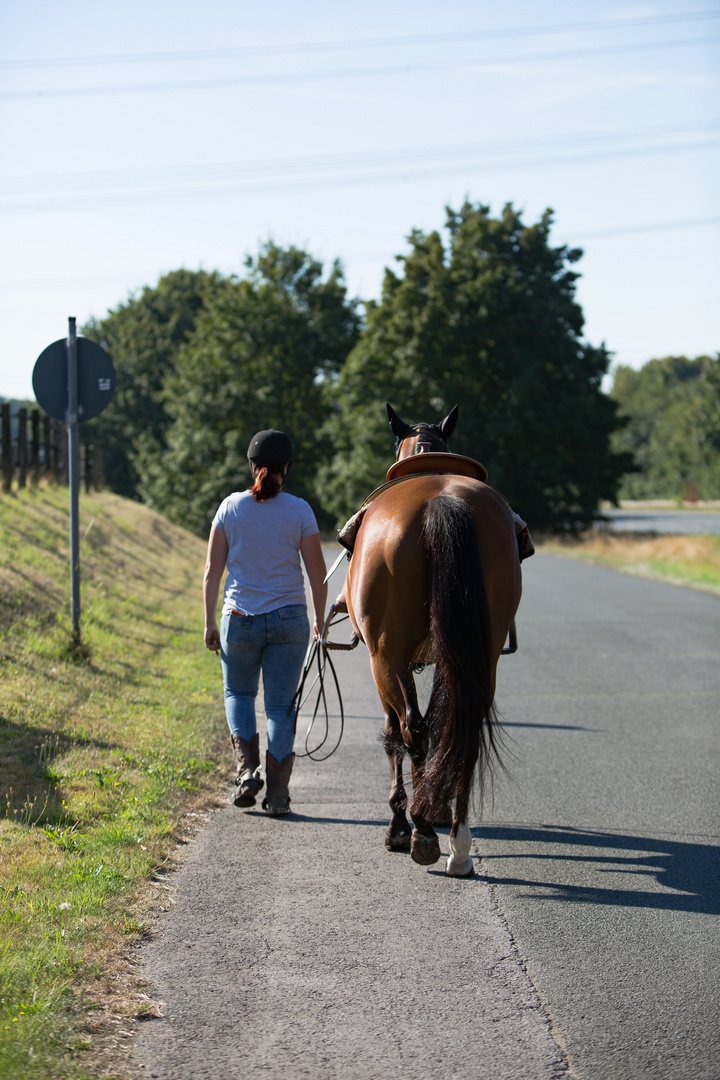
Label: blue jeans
xmin=220 ymin=605 xmax=310 ymax=761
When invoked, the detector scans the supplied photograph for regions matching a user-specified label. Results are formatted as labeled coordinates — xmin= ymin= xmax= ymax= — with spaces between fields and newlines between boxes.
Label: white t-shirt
xmin=212 ymin=490 xmax=318 ymax=615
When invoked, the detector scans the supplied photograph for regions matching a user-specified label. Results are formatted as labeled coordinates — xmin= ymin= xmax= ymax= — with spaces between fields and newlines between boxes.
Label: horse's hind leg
xmin=396 ymin=671 xmax=442 ymax=866
xmin=446 ymin=793 xmax=474 ymax=878
xmin=370 ymin=653 xmax=441 ymax=865
xmin=381 ymin=707 xmax=412 ymax=852
xmin=408 ymin=758 xmax=442 ymax=865
xmin=414 ymin=665 xmax=451 ymax=828
xmin=397 ymin=673 xmax=442 ymax=866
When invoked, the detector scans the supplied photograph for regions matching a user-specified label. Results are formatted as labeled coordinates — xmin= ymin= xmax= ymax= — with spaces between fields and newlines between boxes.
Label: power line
xmin=2 ymin=121 xmax=716 ymax=197
xmin=1 ymin=137 xmax=717 ymax=215
xmin=2 ymin=9 xmax=719 ymax=70
xmin=0 ymin=218 xmax=717 ymax=296
xmin=3 ymin=35 xmax=719 ymax=101
xmin=574 ymin=216 xmax=720 ymax=239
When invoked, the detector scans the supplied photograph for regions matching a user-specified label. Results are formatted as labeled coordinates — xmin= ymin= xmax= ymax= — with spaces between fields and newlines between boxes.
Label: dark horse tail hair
xmin=412 ymin=493 xmax=501 ymax=822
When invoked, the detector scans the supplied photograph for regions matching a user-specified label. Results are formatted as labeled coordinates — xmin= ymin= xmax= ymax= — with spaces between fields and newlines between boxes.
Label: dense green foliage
xmin=611 ymin=355 xmax=720 ymax=500
xmin=83 ymin=269 xmax=220 ymax=497
xmin=78 ymin=211 xmax=636 ymax=535
xmin=135 ymin=244 xmax=361 ymax=533
xmin=320 ymin=202 xmax=629 ymax=532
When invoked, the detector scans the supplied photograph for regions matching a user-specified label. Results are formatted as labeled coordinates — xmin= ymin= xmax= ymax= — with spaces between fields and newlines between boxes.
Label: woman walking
xmin=203 ymin=429 xmax=327 ymax=815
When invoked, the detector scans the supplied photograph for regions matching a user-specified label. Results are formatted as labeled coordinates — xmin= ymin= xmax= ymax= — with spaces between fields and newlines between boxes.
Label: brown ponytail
xmin=250 ymin=464 xmax=284 ymax=502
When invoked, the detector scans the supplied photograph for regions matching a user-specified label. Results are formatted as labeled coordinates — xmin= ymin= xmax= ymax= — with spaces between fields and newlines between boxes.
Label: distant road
xmin=600 ymin=508 xmax=720 ymax=534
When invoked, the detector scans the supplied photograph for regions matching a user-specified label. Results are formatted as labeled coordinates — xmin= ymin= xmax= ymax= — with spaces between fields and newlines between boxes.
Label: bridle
xmin=395 ymin=424 xmax=450 ymax=460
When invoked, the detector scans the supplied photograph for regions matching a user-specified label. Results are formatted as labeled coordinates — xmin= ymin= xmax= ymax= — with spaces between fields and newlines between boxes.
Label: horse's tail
xmin=412 ymin=493 xmax=501 ymax=821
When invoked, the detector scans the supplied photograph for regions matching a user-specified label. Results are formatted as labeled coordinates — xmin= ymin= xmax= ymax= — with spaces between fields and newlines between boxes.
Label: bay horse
xmin=343 ymin=404 xmax=521 ymax=876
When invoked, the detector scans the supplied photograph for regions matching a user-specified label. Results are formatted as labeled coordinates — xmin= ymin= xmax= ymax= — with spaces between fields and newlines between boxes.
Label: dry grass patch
xmin=541 ymin=530 xmax=720 ymax=593
xmin=0 ymin=487 xmax=228 ymax=1079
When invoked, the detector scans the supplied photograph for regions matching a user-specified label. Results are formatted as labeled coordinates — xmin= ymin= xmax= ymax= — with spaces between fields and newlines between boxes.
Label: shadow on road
xmin=244 ymin=809 xmax=388 ymax=828
xmin=474 ymin=823 xmax=720 ymax=915
xmin=500 ymin=721 xmax=604 ymax=732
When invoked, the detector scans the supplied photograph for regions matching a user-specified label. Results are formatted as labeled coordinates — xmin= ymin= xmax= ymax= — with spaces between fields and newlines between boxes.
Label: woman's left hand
xmin=300 ymin=534 xmax=328 ymax=646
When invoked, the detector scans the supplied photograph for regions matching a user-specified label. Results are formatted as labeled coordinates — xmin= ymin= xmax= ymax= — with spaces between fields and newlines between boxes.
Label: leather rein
xmin=291 ymin=629 xmax=346 ymax=761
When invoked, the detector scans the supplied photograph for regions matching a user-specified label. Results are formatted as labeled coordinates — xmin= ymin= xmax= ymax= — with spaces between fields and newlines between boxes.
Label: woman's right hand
xmin=204 ymin=626 xmax=220 ymax=653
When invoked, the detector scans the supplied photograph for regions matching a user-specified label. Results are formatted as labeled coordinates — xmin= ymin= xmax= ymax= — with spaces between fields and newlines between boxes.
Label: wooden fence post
xmin=44 ymin=416 xmax=52 ymax=482
xmin=17 ymin=407 xmax=28 ymax=489
xmin=83 ymin=442 xmax=93 ymax=493
xmin=93 ymin=440 xmax=105 ymax=490
xmin=32 ymin=409 xmax=41 ymax=485
xmin=0 ymin=409 xmax=74 ymax=493
xmin=53 ymin=420 xmax=65 ymax=483
xmin=1 ymin=403 xmax=11 ymax=493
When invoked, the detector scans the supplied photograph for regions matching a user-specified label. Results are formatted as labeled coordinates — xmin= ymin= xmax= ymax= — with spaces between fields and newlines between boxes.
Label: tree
xmin=320 ymin=202 xmax=629 ymax=532
xmin=136 ymin=243 xmax=361 ymax=534
xmin=610 ymin=355 xmax=720 ymax=500
xmin=82 ymin=269 xmax=220 ymax=497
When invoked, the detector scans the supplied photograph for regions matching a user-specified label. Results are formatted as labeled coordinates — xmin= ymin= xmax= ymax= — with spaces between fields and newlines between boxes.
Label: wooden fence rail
xmin=0 ymin=403 xmax=104 ymax=494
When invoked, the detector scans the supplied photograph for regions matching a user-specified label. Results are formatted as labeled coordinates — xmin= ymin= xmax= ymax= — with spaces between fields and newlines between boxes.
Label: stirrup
xmin=500 ymin=618 xmax=518 ymax=655
xmin=321 ymin=604 xmax=359 ymax=651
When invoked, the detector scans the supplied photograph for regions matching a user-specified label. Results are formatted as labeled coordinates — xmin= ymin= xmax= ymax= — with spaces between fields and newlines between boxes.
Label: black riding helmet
xmin=247 ymin=429 xmax=293 ymax=470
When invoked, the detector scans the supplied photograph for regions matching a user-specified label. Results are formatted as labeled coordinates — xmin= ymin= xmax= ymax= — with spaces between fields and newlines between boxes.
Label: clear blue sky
xmin=1 ymin=0 xmax=718 ymax=400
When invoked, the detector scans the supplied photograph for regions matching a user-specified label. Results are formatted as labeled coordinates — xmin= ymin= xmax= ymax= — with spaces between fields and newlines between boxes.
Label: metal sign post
xmin=32 ymin=322 xmax=115 ymax=651
xmin=67 ymin=317 xmax=81 ymax=642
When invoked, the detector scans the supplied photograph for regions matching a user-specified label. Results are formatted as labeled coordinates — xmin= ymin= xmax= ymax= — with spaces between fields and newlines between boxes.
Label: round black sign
xmin=32 ymin=337 xmax=116 ymax=422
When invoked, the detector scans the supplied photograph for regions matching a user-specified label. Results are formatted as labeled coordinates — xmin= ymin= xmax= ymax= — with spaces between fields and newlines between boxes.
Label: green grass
xmin=0 ymin=487 xmax=227 ymax=1079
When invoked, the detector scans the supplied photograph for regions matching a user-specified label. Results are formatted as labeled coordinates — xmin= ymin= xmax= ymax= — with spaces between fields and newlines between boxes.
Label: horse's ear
xmin=386 ymin=404 xmax=412 ymax=440
xmin=439 ymin=405 xmax=459 ymax=440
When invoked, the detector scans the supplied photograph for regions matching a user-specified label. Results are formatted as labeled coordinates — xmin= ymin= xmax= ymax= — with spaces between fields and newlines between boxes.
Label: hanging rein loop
xmin=291 ymin=634 xmax=346 ymax=761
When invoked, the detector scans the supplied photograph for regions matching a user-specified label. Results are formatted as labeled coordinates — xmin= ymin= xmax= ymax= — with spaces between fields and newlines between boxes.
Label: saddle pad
xmin=386 ymin=452 xmax=488 ymax=483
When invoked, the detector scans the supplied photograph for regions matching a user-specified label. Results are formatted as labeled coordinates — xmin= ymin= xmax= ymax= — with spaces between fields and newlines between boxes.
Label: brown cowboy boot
xmin=230 ymin=733 xmax=264 ymax=807
xmin=262 ymin=751 xmax=295 ymax=816
xmin=337 ymin=506 xmax=367 ymax=552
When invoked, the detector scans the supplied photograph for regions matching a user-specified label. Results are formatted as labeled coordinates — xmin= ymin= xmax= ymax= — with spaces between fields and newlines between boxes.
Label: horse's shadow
xmin=473 ymin=823 xmax=720 ymax=915
xmin=248 ymin=811 xmax=388 ymax=828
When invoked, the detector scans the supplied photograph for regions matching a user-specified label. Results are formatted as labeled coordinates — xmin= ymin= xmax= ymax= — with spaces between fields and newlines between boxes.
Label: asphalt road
xmin=600 ymin=508 xmax=720 ymax=534
xmin=134 ymin=550 xmax=719 ymax=1080
xmin=483 ymin=553 xmax=720 ymax=1079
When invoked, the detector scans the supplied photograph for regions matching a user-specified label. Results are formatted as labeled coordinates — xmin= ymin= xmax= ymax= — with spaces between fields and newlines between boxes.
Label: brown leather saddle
xmin=385 ymin=451 xmax=488 ymax=483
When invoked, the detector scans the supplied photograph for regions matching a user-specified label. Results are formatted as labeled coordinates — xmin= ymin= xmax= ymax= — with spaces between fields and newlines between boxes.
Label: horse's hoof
xmin=385 ymin=828 xmax=411 ymax=851
xmin=410 ymin=832 xmax=441 ymax=865
xmin=445 ymin=857 xmax=475 ymax=877
xmin=446 ymin=823 xmax=474 ymax=876
xmin=386 ymin=825 xmax=408 ymax=851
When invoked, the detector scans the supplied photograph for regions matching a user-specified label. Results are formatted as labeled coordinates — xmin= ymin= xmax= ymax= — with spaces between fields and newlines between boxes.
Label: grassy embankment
xmin=540 ymin=530 xmax=720 ymax=593
xmin=0 ymin=487 xmax=227 ymax=1079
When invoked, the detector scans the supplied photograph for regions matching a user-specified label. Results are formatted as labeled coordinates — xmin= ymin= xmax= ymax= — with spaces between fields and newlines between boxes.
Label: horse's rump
xmin=347 ymin=475 xmax=519 ymax=647
xmin=346 ymin=475 xmax=520 ymax=817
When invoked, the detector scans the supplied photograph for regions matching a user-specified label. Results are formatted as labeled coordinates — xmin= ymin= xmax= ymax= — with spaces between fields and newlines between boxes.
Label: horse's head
xmin=386 ymin=404 xmax=459 ymax=461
